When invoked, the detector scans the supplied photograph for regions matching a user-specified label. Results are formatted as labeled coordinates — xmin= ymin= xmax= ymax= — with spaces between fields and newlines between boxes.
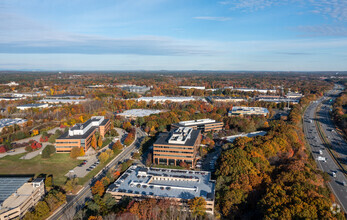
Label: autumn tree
xmin=92 ymin=180 xmax=105 ymax=196
xmin=112 ymin=140 xmax=123 ymax=152
xmin=97 ymin=136 xmax=103 ymax=149
xmin=188 ymin=197 xmax=206 ymax=217
xmin=70 ymin=147 xmax=81 ymax=159
xmin=91 ymin=134 xmax=97 ymax=150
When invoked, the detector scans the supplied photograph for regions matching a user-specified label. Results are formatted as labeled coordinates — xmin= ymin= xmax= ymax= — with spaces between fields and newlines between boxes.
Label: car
xmin=95 ymin=161 xmax=100 ymax=164
xmin=86 ymin=168 xmax=91 ymax=171
xmin=343 ymin=181 xmax=347 ymax=187
xmin=78 ymin=163 xmax=83 ymax=167
xmin=7 ymin=149 xmax=15 ymax=153
xmin=90 ymin=165 xmax=96 ymax=169
xmin=332 ymin=171 xmax=337 ymax=178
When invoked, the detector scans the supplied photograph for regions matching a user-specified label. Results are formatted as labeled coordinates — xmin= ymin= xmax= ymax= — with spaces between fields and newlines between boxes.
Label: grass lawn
xmin=0 ymin=153 xmax=81 ymax=185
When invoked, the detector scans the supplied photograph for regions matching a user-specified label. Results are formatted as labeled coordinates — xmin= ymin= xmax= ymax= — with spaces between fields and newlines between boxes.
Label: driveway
xmin=0 ymin=127 xmax=63 ymax=159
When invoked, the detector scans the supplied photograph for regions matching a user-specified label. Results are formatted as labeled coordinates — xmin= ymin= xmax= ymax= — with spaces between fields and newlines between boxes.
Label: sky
xmin=0 ymin=0 xmax=346 ymax=71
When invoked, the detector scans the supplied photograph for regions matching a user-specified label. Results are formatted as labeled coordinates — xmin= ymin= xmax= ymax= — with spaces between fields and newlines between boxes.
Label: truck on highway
xmin=317 ymin=156 xmax=326 ymax=162
xmin=319 ymin=150 xmax=323 ymax=155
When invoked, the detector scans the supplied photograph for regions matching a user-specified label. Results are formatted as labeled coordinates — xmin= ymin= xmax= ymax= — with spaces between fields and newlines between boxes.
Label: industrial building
xmin=171 ymin=119 xmax=223 ymax=133
xmin=206 ymin=96 xmax=246 ymax=103
xmin=285 ymin=92 xmax=303 ymax=99
xmin=0 ymin=118 xmax=27 ymax=132
xmin=55 ymin=116 xmax=110 ymax=153
xmin=16 ymin=103 xmax=49 ymax=110
xmin=233 ymin=88 xmax=276 ymax=93
xmin=153 ymin=127 xmax=201 ymax=168
xmin=0 ymin=177 xmax=45 ymax=220
xmin=39 ymin=99 xmax=87 ymax=104
xmin=46 ymin=94 xmax=85 ymax=99
xmin=229 ymin=106 xmax=269 ymax=117
xmin=116 ymin=109 xmax=164 ymax=119
xmin=179 ymin=86 xmax=206 ymax=90
xmin=121 ymin=85 xmax=151 ymax=93
xmin=107 ymin=166 xmax=215 ymax=214
xmin=137 ymin=96 xmax=196 ymax=103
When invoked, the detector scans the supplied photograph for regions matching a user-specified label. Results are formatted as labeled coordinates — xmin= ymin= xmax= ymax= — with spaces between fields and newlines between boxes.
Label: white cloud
xmin=296 ymin=25 xmax=347 ymax=37
xmin=309 ymin=0 xmax=347 ymax=21
xmin=193 ymin=16 xmax=232 ymax=21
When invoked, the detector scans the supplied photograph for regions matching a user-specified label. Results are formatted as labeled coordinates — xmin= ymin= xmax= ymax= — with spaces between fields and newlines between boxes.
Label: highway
xmin=303 ymin=84 xmax=347 ymax=214
xmin=49 ymin=128 xmax=147 ymax=220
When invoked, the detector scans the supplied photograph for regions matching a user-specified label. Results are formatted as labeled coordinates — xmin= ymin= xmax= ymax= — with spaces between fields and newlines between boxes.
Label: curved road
xmin=303 ymin=85 xmax=347 ymax=214
xmin=49 ymin=128 xmax=146 ymax=220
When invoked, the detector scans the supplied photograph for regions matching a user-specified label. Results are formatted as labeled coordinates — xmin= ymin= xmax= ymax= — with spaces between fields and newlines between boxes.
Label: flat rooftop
xmin=230 ymin=106 xmax=269 ymax=114
xmin=108 ymin=166 xmax=215 ymax=201
xmin=0 ymin=176 xmax=31 ymax=204
xmin=154 ymin=129 xmax=200 ymax=146
xmin=117 ymin=109 xmax=164 ymax=118
xmin=0 ymin=118 xmax=27 ymax=129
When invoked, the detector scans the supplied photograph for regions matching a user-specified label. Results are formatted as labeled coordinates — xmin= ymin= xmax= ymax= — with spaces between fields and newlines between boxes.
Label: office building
xmin=206 ymin=96 xmax=246 ymax=103
xmin=46 ymin=94 xmax=85 ymax=99
xmin=229 ymin=106 xmax=269 ymax=117
xmin=171 ymin=119 xmax=223 ymax=133
xmin=0 ymin=177 xmax=44 ymax=220
xmin=121 ymin=85 xmax=150 ymax=93
xmin=285 ymin=92 xmax=303 ymax=99
xmin=153 ymin=127 xmax=201 ymax=168
xmin=179 ymin=86 xmax=205 ymax=90
xmin=137 ymin=96 xmax=196 ymax=103
xmin=0 ymin=118 xmax=27 ymax=132
xmin=233 ymin=88 xmax=276 ymax=93
xmin=107 ymin=166 xmax=215 ymax=214
xmin=55 ymin=116 xmax=110 ymax=153
xmin=39 ymin=99 xmax=87 ymax=104
xmin=16 ymin=103 xmax=49 ymax=110
xmin=116 ymin=109 xmax=164 ymax=119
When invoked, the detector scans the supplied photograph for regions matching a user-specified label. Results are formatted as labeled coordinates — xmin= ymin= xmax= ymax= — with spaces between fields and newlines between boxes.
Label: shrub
xmin=0 ymin=146 xmax=6 ymax=153
xmin=42 ymin=145 xmax=56 ymax=158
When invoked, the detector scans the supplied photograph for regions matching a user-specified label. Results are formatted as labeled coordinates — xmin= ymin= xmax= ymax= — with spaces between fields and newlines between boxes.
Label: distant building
xmin=179 ymin=86 xmax=205 ymax=90
xmin=0 ymin=97 xmax=25 ymax=101
xmin=0 ymin=177 xmax=45 ymax=220
xmin=207 ymin=96 xmax=246 ymax=103
xmin=121 ymin=85 xmax=150 ymax=93
xmin=256 ymin=96 xmax=300 ymax=104
xmin=229 ymin=106 xmax=269 ymax=117
xmin=153 ymin=127 xmax=201 ymax=168
xmin=171 ymin=119 xmax=223 ymax=133
xmin=46 ymin=94 xmax=85 ymax=99
xmin=107 ymin=166 xmax=215 ymax=214
xmin=16 ymin=103 xmax=49 ymax=110
xmin=220 ymin=131 xmax=267 ymax=143
xmin=116 ymin=109 xmax=164 ymax=119
xmin=137 ymin=96 xmax=196 ymax=103
xmin=1 ymin=82 xmax=19 ymax=87
xmin=285 ymin=92 xmax=303 ymax=99
xmin=38 ymin=99 xmax=87 ymax=104
xmin=87 ymin=85 xmax=105 ymax=88
xmin=233 ymin=88 xmax=276 ymax=93
xmin=55 ymin=116 xmax=110 ymax=153
xmin=0 ymin=118 xmax=27 ymax=132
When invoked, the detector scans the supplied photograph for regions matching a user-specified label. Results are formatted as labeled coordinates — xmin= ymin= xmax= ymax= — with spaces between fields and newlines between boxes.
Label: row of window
xmin=153 ymin=154 xmax=194 ymax=158
xmin=154 ymin=150 xmax=193 ymax=154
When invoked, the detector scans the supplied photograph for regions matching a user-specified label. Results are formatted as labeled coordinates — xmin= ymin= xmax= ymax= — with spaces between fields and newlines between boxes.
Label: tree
xmin=91 ymin=134 xmax=97 ymax=150
xmin=101 ymin=176 xmax=110 ymax=186
xmin=188 ymin=197 xmax=206 ymax=217
xmin=80 ymin=147 xmax=85 ymax=156
xmin=99 ymin=152 xmax=109 ymax=163
xmin=70 ymin=147 xmax=81 ymax=159
xmin=112 ymin=140 xmax=123 ymax=152
xmin=64 ymin=178 xmax=78 ymax=192
xmin=97 ymin=136 xmax=103 ymax=148
xmin=45 ymin=176 xmax=53 ymax=188
xmin=42 ymin=145 xmax=56 ymax=158
xmin=92 ymin=180 xmax=105 ymax=196
xmin=34 ymin=201 xmax=50 ymax=219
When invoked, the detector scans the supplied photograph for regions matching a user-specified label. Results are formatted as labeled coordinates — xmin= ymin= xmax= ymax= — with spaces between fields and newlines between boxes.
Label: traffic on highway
xmin=303 ymin=84 xmax=347 ymax=213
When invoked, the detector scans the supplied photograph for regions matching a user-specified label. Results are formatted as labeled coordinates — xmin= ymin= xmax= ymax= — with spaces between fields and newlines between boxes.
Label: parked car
xmin=332 ymin=171 xmax=337 ymax=178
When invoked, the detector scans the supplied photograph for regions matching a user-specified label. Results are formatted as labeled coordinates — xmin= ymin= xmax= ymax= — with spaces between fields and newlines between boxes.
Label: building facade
xmin=55 ymin=116 xmax=110 ymax=153
xmin=171 ymin=119 xmax=223 ymax=133
xmin=0 ymin=178 xmax=45 ymax=220
xmin=153 ymin=127 xmax=201 ymax=168
xmin=107 ymin=166 xmax=215 ymax=214
xmin=229 ymin=106 xmax=269 ymax=117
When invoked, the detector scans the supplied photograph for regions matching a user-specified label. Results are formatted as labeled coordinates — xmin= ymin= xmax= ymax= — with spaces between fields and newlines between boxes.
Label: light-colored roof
xmin=117 ymin=109 xmax=164 ymax=117
xmin=108 ymin=166 xmax=215 ymax=201
xmin=0 ymin=118 xmax=27 ymax=129
xmin=222 ymin=131 xmax=267 ymax=142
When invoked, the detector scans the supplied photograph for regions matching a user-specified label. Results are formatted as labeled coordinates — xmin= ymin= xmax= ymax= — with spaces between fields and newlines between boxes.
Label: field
xmin=0 ymin=153 xmax=81 ymax=185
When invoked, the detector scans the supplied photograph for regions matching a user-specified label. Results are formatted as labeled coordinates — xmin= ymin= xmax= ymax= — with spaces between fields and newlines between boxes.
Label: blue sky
xmin=0 ymin=0 xmax=346 ymax=71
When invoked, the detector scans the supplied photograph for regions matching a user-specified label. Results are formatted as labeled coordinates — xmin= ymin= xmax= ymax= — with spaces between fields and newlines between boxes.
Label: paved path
xmin=0 ymin=127 xmax=63 ymax=159
xmin=64 ymin=129 xmax=126 ymax=178
xmin=49 ymin=127 xmax=144 ymax=220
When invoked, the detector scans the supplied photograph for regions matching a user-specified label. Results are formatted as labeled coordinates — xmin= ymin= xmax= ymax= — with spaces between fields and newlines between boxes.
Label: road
xmin=49 ymin=127 xmax=146 ymax=220
xmin=303 ymin=84 xmax=347 ymax=213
